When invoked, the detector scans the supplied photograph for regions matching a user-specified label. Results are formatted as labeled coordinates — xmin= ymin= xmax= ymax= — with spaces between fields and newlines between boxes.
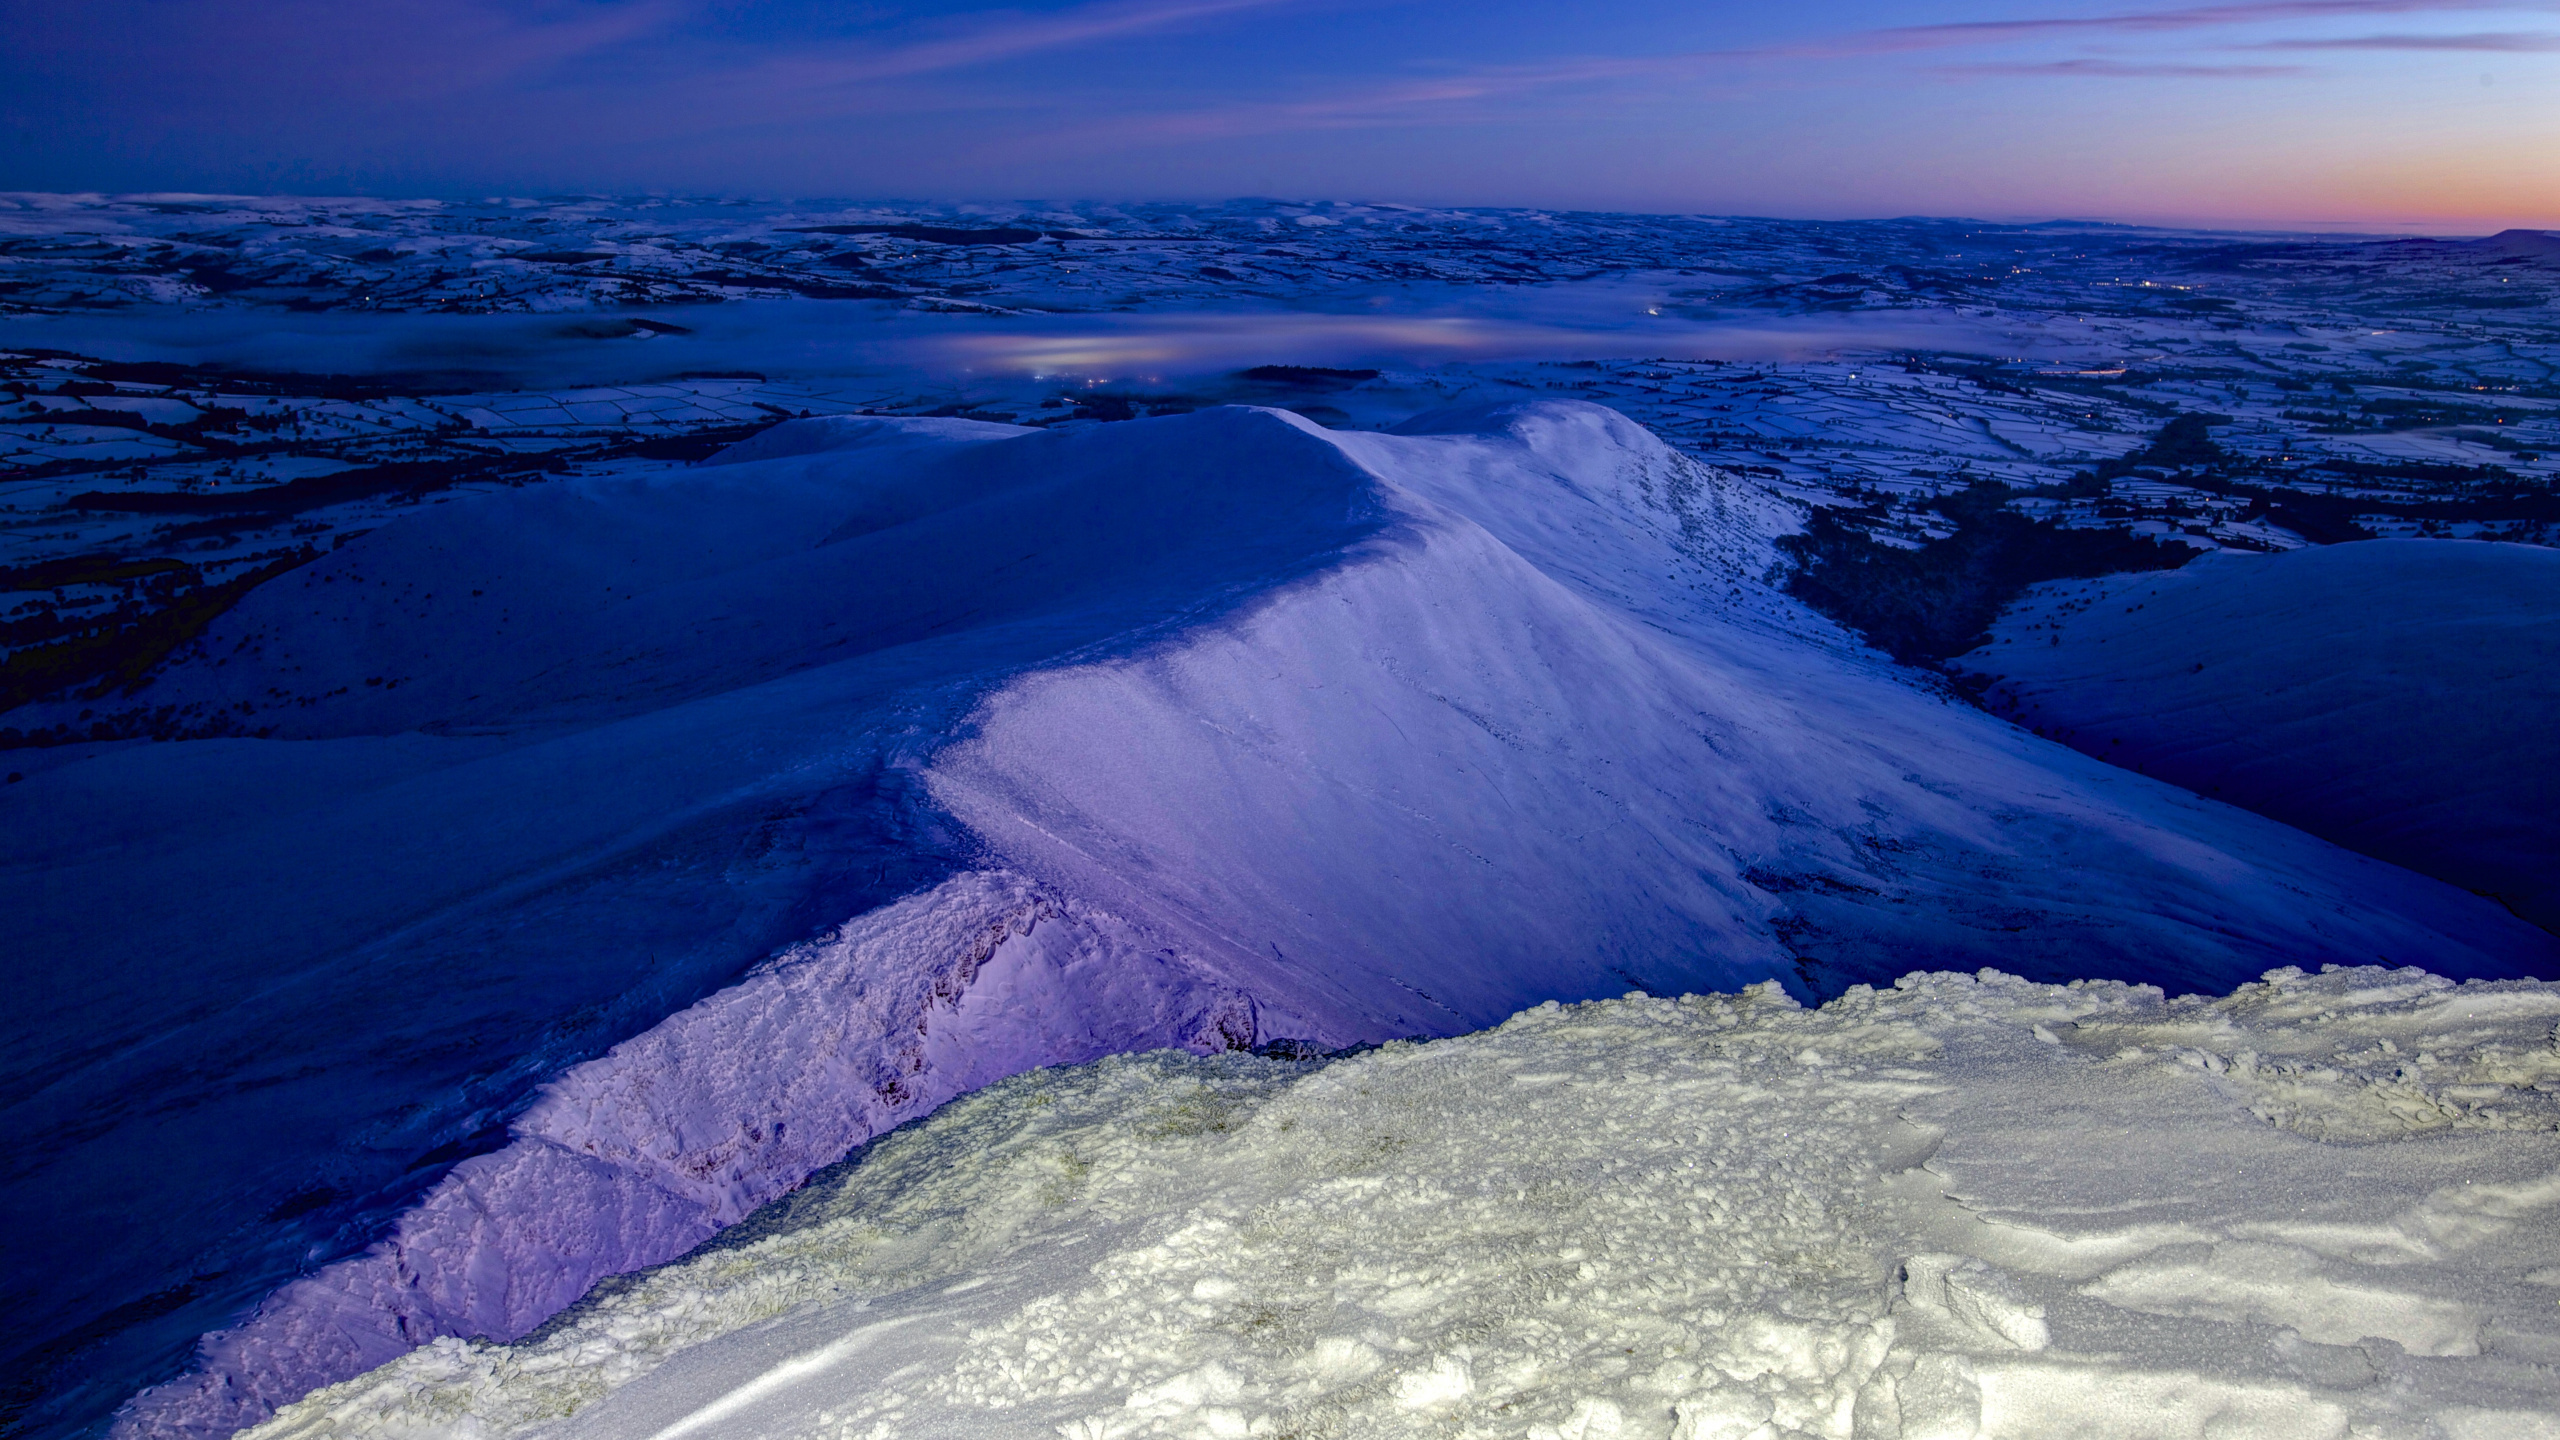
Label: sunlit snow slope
xmin=22 ymin=404 xmax=2545 ymax=1440
xmin=247 ymin=966 xmax=2560 ymax=1440
xmin=1958 ymin=540 xmax=2560 ymax=932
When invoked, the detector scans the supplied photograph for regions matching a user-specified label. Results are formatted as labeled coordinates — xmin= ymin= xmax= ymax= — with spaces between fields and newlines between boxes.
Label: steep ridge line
xmin=85 ymin=403 xmax=2556 ymax=1439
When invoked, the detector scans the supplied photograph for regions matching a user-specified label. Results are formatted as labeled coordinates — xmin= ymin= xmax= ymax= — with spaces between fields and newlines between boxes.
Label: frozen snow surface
xmin=245 ymin=966 xmax=2560 ymax=1440
xmin=1959 ymin=541 xmax=2560 ymax=930
xmin=84 ymin=400 xmax=2557 ymax=1439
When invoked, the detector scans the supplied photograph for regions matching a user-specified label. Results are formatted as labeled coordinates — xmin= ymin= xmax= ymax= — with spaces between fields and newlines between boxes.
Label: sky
xmin=2 ymin=0 xmax=2555 ymax=229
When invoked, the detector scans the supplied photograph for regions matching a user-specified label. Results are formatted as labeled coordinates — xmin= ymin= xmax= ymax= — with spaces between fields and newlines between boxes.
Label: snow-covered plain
xmin=66 ymin=401 xmax=2552 ymax=1439
xmin=1958 ymin=541 xmax=2560 ymax=930
xmin=247 ymin=965 xmax=2560 ymax=1440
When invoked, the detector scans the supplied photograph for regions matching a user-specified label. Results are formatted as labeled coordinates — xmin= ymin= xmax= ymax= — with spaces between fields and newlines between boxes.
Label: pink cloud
xmin=1014 ymin=0 xmax=2551 ymax=152
xmin=1939 ymin=57 xmax=2312 ymax=73
xmin=2242 ymin=27 xmax=2560 ymax=43
xmin=760 ymin=0 xmax=1299 ymax=86
xmin=1845 ymin=0 xmax=2555 ymax=50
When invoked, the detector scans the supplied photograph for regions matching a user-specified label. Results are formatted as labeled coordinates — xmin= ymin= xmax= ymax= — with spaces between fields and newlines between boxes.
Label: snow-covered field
xmin=247 ymin=966 xmax=2560 ymax=1440
xmin=4 ymin=197 xmax=2557 ymax=1440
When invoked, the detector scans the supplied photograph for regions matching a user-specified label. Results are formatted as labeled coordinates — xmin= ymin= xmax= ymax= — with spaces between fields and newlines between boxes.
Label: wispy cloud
xmin=426 ymin=0 xmax=694 ymax=91
xmin=1064 ymin=62 xmax=1665 ymax=143
xmin=1027 ymin=0 xmax=2551 ymax=150
xmin=528 ymin=0 xmax=1312 ymax=141
xmin=11 ymin=0 xmax=700 ymax=102
xmin=2242 ymin=27 xmax=2560 ymax=44
xmin=1942 ymin=58 xmax=2310 ymax=74
xmin=1779 ymin=0 xmax=2557 ymax=57
xmin=750 ymin=0 xmax=1299 ymax=89
xmin=29 ymin=0 xmax=1300 ymax=121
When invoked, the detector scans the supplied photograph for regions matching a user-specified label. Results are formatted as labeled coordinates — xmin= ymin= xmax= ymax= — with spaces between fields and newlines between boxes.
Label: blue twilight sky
xmin=3 ymin=0 xmax=2556 ymax=228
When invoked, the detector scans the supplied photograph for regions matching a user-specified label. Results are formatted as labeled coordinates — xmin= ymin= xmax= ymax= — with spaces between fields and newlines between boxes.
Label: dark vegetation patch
xmin=614 ymin=424 xmax=774 ymax=461
xmin=57 ymin=422 xmax=772 ymax=520
xmin=2120 ymin=412 xmax=2226 ymax=469
xmin=1239 ymin=365 xmax=1381 ymax=388
xmin=2308 ymin=455 xmax=2514 ymax=487
xmin=781 ymin=224 xmax=1047 ymax=246
xmin=0 ymin=554 xmax=192 ymax=591
xmin=2042 ymin=413 xmax=2555 ymax=536
xmin=1059 ymin=392 xmax=1204 ymax=422
xmin=1779 ymin=484 xmax=2196 ymax=664
xmin=676 ymin=270 xmax=908 ymax=301
xmin=1786 ymin=406 xmax=2560 ymax=671
xmin=2259 ymin=502 xmax=2374 ymax=545
xmin=921 ymin=404 xmax=1023 ymax=424
xmin=1897 ymin=353 xmax=2182 ymax=413
xmin=13 ymin=350 xmax=492 ymax=403
xmin=2 ymin=400 xmax=781 ymax=736
xmin=66 ymin=456 xmax=560 ymax=518
xmin=2354 ymin=396 xmax=2518 ymax=429
xmin=9 ymin=402 xmax=289 ymax=457
xmin=555 ymin=318 xmax=693 ymax=339
xmin=0 ymin=548 xmax=316 ymax=718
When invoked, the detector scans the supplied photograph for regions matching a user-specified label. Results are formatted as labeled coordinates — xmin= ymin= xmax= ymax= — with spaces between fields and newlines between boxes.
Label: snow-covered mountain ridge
xmin=66 ymin=399 xmax=2552 ymax=1439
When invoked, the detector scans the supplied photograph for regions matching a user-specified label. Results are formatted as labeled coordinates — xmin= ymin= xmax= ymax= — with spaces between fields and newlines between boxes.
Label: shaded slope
xmin=1956 ymin=540 xmax=2560 ymax=931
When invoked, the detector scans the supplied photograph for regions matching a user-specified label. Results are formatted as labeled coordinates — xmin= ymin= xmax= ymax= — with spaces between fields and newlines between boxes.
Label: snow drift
xmin=244 ymin=965 xmax=2560 ymax=1440
xmin=52 ymin=404 xmax=2549 ymax=1438
xmin=1957 ymin=540 xmax=2560 ymax=931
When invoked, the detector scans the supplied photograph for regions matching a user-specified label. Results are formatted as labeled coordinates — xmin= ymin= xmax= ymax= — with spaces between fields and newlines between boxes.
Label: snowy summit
xmin=250 ymin=967 xmax=2560 ymax=1440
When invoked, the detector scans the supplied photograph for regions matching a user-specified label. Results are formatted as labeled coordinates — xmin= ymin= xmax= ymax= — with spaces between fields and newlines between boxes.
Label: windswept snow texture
xmin=243 ymin=966 xmax=2560 ymax=1440
xmin=1959 ymin=540 xmax=2560 ymax=932
xmin=28 ymin=403 xmax=2552 ymax=1440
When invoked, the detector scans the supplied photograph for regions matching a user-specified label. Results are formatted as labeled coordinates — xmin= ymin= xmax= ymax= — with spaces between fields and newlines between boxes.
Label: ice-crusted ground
xmin=246 ymin=965 xmax=2560 ymax=1440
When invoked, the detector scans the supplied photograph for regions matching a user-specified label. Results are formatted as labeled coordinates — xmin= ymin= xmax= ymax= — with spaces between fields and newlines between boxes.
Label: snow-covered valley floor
xmin=250 ymin=966 xmax=2560 ymax=1440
